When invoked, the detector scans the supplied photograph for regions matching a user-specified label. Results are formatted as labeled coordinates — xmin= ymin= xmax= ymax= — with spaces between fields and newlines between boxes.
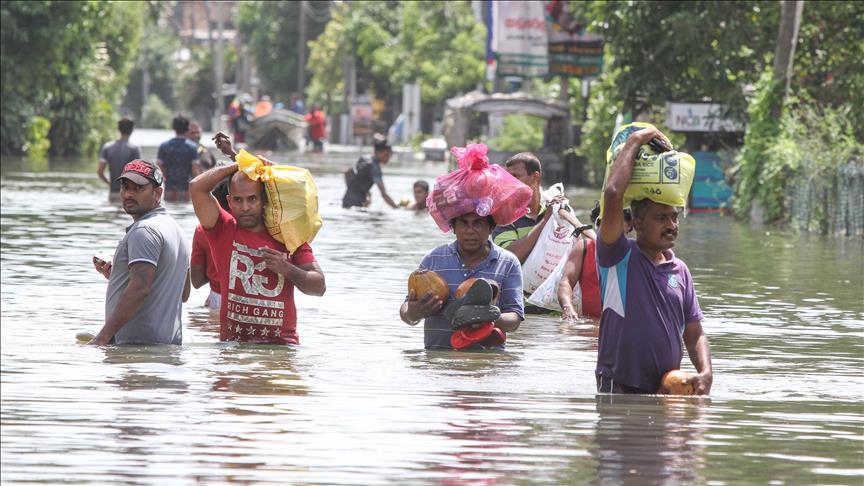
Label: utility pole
xmin=297 ymin=0 xmax=307 ymax=96
xmin=771 ymin=0 xmax=804 ymax=117
xmin=214 ymin=3 xmax=226 ymax=131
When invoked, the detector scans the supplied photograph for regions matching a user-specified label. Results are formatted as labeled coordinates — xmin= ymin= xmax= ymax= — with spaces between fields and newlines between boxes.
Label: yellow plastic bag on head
xmin=600 ymin=123 xmax=696 ymax=218
xmin=236 ymin=149 xmax=322 ymax=253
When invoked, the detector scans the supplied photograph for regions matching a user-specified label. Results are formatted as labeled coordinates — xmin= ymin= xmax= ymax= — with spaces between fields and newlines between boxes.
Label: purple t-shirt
xmin=595 ymin=233 xmax=703 ymax=392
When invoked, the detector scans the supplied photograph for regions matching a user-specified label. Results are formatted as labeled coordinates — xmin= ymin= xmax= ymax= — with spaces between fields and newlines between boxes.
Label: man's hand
xmin=630 ymin=127 xmax=673 ymax=153
xmin=93 ymin=256 xmax=112 ymax=279
xmin=256 ymin=154 xmax=275 ymax=167
xmin=560 ymin=306 xmax=578 ymax=322
xmin=213 ymin=132 xmax=237 ymax=160
xmin=260 ymin=247 xmax=290 ymax=275
xmin=688 ymin=371 xmax=713 ymax=395
xmin=404 ymin=289 xmax=444 ymax=324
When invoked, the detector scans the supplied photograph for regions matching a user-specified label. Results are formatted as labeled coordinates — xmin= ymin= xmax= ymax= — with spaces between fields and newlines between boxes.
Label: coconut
xmin=658 ymin=369 xmax=694 ymax=395
xmin=408 ymin=269 xmax=449 ymax=301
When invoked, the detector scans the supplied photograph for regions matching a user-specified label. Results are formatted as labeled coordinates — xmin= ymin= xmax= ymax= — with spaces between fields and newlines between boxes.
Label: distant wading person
xmin=90 ymin=160 xmax=190 ymax=345
xmin=342 ymin=134 xmax=398 ymax=209
xmin=157 ymin=115 xmax=200 ymax=202
xmin=596 ymin=125 xmax=712 ymax=395
xmin=97 ymin=117 xmax=141 ymax=202
xmin=190 ymin=133 xmax=326 ymax=344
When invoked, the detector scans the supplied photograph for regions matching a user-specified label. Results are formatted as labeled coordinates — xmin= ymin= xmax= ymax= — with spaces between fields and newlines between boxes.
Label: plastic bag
xmin=236 ymin=149 xmax=322 ymax=253
xmin=427 ymin=143 xmax=532 ymax=232
xmin=600 ymin=122 xmax=696 ymax=218
xmin=521 ymin=184 xmax=575 ymax=293
xmin=525 ymin=241 xmax=581 ymax=313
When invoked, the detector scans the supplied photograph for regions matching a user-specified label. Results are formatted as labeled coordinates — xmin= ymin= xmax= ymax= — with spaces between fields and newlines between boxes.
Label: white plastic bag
xmin=521 ymin=183 xmax=575 ymax=294
xmin=526 ymin=246 xmax=582 ymax=313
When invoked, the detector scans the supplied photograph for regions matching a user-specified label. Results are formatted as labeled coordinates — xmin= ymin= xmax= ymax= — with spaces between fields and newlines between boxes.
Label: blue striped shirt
xmin=417 ymin=241 xmax=524 ymax=349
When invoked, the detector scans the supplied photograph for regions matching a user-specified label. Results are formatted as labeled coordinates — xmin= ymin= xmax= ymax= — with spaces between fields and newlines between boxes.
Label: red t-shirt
xmin=205 ymin=208 xmax=316 ymax=344
xmin=191 ymin=225 xmax=220 ymax=293
xmin=580 ymin=239 xmax=602 ymax=318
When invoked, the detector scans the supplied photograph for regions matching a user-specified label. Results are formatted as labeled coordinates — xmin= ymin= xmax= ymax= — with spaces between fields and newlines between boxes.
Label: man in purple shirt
xmin=597 ymin=125 xmax=713 ymax=395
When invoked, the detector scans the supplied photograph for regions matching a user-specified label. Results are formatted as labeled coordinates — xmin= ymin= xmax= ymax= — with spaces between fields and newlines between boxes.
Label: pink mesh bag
xmin=427 ymin=144 xmax=532 ymax=232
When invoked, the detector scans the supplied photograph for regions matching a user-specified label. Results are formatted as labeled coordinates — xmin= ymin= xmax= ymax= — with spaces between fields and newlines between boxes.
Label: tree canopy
xmin=1 ymin=1 xmax=143 ymax=156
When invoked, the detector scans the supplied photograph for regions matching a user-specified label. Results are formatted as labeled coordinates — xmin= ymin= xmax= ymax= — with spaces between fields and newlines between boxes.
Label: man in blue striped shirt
xmin=400 ymin=212 xmax=524 ymax=350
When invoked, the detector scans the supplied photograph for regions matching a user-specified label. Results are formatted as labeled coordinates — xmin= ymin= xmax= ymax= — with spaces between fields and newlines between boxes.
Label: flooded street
xmin=1 ymin=153 xmax=862 ymax=485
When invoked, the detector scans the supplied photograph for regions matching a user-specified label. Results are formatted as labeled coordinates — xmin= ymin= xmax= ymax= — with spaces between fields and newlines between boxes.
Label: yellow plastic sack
xmin=236 ymin=149 xmax=322 ymax=253
xmin=600 ymin=123 xmax=696 ymax=218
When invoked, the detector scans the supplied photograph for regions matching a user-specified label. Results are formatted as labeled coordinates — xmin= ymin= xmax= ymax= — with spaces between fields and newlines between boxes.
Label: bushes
xmin=732 ymin=70 xmax=861 ymax=232
xmin=141 ymin=94 xmax=171 ymax=129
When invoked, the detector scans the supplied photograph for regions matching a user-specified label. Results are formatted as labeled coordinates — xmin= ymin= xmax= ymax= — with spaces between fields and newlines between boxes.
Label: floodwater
xmin=1 ymin=152 xmax=862 ymax=485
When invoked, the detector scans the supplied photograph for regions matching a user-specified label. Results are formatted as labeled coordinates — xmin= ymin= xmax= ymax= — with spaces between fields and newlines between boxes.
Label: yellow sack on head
xmin=236 ymin=149 xmax=322 ymax=253
xmin=600 ymin=123 xmax=696 ymax=218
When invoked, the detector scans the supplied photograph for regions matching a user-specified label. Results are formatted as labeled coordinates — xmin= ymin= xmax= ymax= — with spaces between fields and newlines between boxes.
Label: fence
xmin=788 ymin=156 xmax=864 ymax=236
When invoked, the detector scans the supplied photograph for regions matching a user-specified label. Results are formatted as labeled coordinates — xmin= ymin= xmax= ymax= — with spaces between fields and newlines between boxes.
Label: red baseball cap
xmin=117 ymin=159 xmax=163 ymax=186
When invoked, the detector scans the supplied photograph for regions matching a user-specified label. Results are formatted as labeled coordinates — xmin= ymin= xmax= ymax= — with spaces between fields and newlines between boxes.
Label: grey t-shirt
xmin=105 ymin=207 xmax=189 ymax=344
xmin=100 ymin=140 xmax=141 ymax=193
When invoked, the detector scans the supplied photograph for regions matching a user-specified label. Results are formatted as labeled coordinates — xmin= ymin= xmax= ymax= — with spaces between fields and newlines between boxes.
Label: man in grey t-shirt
xmin=97 ymin=118 xmax=141 ymax=201
xmin=91 ymin=159 xmax=190 ymax=345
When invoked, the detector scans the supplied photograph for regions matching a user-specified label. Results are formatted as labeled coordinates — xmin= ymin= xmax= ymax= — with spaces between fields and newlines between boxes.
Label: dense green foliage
xmin=306 ymin=1 xmax=485 ymax=120
xmin=237 ymin=1 xmax=329 ymax=101
xmin=489 ymin=115 xmax=546 ymax=153
xmin=1 ymin=1 xmax=143 ymax=156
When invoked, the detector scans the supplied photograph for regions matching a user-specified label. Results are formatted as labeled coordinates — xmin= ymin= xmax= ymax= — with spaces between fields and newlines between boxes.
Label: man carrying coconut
xmin=596 ymin=125 xmax=712 ymax=395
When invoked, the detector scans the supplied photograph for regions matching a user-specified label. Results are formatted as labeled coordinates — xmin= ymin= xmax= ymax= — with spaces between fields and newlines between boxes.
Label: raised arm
xmin=190 ymin=163 xmax=238 ymax=229
xmin=601 ymin=127 xmax=672 ymax=246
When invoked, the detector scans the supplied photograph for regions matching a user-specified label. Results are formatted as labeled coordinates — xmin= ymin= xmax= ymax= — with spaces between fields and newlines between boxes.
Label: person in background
xmin=189 ymin=133 xmax=326 ymax=345
xmin=596 ymin=125 xmax=712 ymax=395
xmin=186 ymin=121 xmax=217 ymax=170
xmin=304 ymin=105 xmax=327 ymax=153
xmin=90 ymin=160 xmax=190 ymax=345
xmin=157 ymin=115 xmax=200 ymax=202
xmin=255 ymin=95 xmax=273 ymax=118
xmin=342 ymin=134 xmax=399 ymax=209
xmin=190 ymin=171 xmax=230 ymax=310
xmin=492 ymin=153 xmax=567 ymax=261
xmin=97 ymin=117 xmax=141 ymax=202
xmin=407 ymin=180 xmax=429 ymax=211
xmin=557 ymin=202 xmax=631 ymax=321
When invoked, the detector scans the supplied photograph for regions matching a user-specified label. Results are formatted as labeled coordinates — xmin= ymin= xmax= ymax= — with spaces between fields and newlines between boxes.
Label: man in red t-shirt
xmin=304 ymin=106 xmax=326 ymax=152
xmin=189 ymin=133 xmax=326 ymax=344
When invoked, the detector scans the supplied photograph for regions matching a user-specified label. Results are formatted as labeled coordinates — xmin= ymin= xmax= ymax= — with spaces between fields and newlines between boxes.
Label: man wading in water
xmin=189 ymin=133 xmax=326 ymax=345
xmin=91 ymin=160 xmax=190 ymax=345
xmin=595 ymin=126 xmax=713 ymax=395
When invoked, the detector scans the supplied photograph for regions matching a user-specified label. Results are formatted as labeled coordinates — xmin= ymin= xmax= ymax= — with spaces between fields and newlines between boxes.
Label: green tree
xmin=237 ymin=1 xmax=330 ymax=101
xmin=1 ymin=1 xmax=143 ymax=156
xmin=306 ymin=1 xmax=485 ymax=124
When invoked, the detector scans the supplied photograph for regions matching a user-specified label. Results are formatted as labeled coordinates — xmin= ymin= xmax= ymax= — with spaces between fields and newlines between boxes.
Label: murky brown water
xmin=2 ymin=153 xmax=862 ymax=485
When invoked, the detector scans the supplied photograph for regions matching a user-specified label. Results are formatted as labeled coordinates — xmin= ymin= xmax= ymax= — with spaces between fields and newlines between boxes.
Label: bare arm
xmin=400 ymin=290 xmax=444 ymax=325
xmin=683 ymin=320 xmax=713 ymax=395
xmin=376 ymin=180 xmax=399 ymax=208
xmin=90 ymin=262 xmax=156 ymax=345
xmin=494 ymin=311 xmax=521 ymax=332
xmin=182 ymin=268 xmax=191 ymax=303
xmin=601 ymin=127 xmax=672 ymax=246
xmin=190 ymin=163 xmax=238 ymax=229
xmin=344 ymin=167 xmax=354 ymax=185
xmin=97 ymin=160 xmax=110 ymax=186
xmin=557 ymin=239 xmax=585 ymax=321
xmin=190 ymin=263 xmax=209 ymax=289
xmin=503 ymin=210 xmax=553 ymax=262
xmin=260 ymin=248 xmax=326 ymax=296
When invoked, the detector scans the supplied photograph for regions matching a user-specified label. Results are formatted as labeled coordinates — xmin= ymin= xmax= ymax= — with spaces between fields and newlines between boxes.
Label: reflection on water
xmin=1 ymin=154 xmax=862 ymax=484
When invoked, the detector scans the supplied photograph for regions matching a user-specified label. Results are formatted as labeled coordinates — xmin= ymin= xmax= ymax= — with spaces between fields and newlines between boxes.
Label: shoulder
xmin=420 ymin=243 xmax=455 ymax=268
xmin=493 ymin=244 xmax=520 ymax=265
